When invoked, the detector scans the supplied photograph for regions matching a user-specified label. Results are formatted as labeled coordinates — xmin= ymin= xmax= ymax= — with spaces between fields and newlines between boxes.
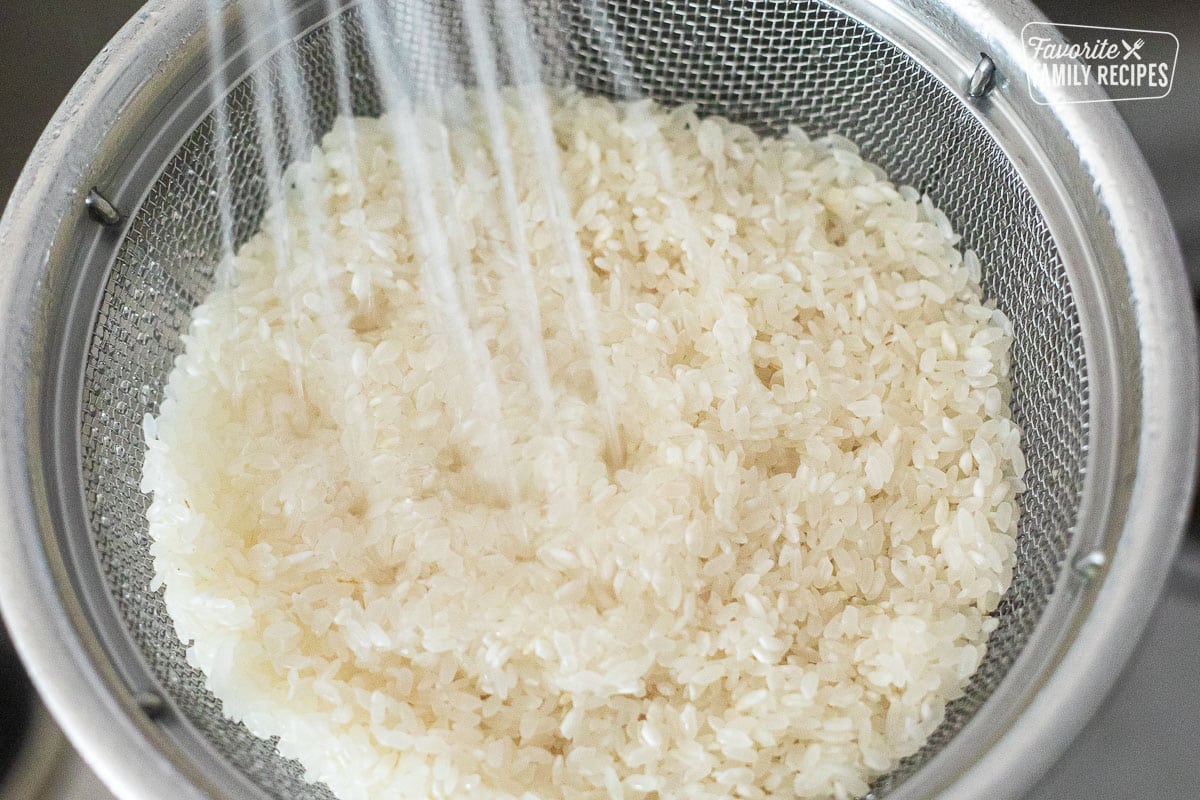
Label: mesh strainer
xmin=0 ymin=1 xmax=1195 ymax=798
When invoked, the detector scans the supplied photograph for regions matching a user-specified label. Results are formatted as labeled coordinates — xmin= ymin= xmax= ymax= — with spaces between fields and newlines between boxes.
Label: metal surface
xmin=0 ymin=1 xmax=1194 ymax=800
xmin=1028 ymin=540 xmax=1200 ymax=800
xmin=0 ymin=693 xmax=117 ymax=800
xmin=0 ymin=702 xmax=69 ymax=799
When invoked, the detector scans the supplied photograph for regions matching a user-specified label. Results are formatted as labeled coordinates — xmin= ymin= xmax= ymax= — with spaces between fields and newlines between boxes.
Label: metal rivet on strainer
xmin=1072 ymin=550 xmax=1108 ymax=580
xmin=85 ymin=187 xmax=122 ymax=226
xmin=134 ymin=690 xmax=167 ymax=719
xmin=968 ymin=53 xmax=997 ymax=98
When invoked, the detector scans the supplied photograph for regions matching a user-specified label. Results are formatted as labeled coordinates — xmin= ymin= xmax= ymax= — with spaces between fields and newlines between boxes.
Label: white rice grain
xmin=143 ymin=89 xmax=1021 ymax=800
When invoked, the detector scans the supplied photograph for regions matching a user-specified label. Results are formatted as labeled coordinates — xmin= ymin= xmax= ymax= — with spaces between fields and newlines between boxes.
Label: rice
xmin=142 ymin=90 xmax=1023 ymax=800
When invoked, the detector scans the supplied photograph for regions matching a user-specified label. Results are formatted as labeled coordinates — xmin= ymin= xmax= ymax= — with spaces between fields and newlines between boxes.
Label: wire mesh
xmin=79 ymin=2 xmax=1087 ymax=796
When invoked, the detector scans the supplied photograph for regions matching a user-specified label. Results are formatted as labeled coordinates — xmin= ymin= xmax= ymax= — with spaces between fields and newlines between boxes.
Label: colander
xmin=0 ymin=1 xmax=1195 ymax=798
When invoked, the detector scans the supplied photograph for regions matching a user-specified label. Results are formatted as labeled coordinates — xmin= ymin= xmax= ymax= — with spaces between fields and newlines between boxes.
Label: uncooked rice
xmin=143 ymin=90 xmax=1023 ymax=800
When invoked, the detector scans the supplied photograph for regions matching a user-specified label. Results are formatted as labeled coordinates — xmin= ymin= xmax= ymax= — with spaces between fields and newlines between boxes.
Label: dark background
xmin=0 ymin=2 xmax=1196 ymax=799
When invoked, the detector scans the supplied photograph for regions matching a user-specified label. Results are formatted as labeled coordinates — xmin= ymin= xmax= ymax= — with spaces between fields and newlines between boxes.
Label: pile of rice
xmin=143 ymin=90 xmax=1023 ymax=800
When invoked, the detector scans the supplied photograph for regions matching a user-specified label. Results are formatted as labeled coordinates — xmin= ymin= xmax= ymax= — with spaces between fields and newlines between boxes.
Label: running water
xmin=261 ymin=0 xmax=336 ymax=309
xmin=356 ymin=0 xmax=525 ymax=507
xmin=490 ymin=0 xmax=626 ymax=467
xmin=456 ymin=0 xmax=554 ymax=419
xmin=268 ymin=0 xmax=386 ymax=476
xmin=323 ymin=0 xmax=369 ymax=215
xmin=458 ymin=0 xmax=555 ymax=419
xmin=241 ymin=0 xmax=309 ymax=397
xmin=204 ymin=0 xmax=237 ymax=289
xmin=580 ymin=0 xmax=759 ymax=387
xmin=201 ymin=0 xmax=630 ymax=491
xmin=456 ymin=0 xmax=582 ymax=502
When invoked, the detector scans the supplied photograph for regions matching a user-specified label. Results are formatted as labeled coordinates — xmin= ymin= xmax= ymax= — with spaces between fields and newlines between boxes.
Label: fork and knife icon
xmin=1121 ymin=38 xmax=1146 ymax=60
